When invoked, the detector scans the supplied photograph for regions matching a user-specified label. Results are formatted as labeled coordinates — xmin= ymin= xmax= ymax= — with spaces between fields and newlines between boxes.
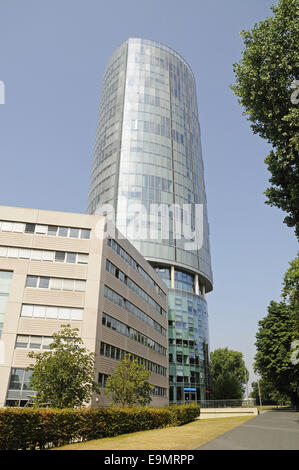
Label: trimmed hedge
xmin=0 ymin=404 xmax=200 ymax=450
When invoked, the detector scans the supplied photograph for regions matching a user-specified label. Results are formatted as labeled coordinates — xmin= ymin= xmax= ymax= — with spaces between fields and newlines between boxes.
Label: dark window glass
xmin=38 ymin=277 xmax=49 ymax=289
xmin=55 ymin=251 xmax=65 ymax=262
xmin=25 ymin=223 xmax=35 ymax=234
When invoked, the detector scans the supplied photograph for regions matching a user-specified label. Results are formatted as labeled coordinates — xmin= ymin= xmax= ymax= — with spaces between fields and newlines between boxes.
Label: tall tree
xmin=105 ymin=354 xmax=154 ymax=407
xmin=282 ymin=252 xmax=299 ymax=338
xmin=231 ymin=0 xmax=299 ymax=238
xmin=28 ymin=325 xmax=100 ymax=408
xmin=209 ymin=348 xmax=249 ymax=400
xmin=254 ymin=301 xmax=299 ymax=408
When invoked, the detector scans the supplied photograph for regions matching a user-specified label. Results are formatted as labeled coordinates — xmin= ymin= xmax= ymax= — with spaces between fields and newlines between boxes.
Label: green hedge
xmin=0 ymin=404 xmax=200 ymax=450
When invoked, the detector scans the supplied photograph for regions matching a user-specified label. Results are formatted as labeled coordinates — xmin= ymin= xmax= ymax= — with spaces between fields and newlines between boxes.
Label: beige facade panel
xmin=23 ymin=290 xmax=85 ymax=307
xmin=17 ymin=318 xmax=83 ymax=336
xmin=27 ymin=261 xmax=88 ymax=279
xmin=32 ymin=236 xmax=90 ymax=253
xmin=0 ymin=232 xmax=34 ymax=248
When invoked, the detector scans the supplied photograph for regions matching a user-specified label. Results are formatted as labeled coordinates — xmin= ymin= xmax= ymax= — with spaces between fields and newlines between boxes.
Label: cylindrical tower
xmin=88 ymin=38 xmax=213 ymax=403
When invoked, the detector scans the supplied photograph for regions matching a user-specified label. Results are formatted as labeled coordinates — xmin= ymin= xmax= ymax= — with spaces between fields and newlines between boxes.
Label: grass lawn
xmin=54 ymin=415 xmax=255 ymax=450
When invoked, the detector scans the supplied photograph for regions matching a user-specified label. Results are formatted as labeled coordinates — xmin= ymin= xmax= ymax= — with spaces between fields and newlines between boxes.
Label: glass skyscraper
xmin=88 ymin=38 xmax=213 ymax=403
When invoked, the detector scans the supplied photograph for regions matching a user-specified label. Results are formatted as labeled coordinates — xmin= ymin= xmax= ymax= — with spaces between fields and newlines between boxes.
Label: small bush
xmin=0 ymin=404 xmax=200 ymax=450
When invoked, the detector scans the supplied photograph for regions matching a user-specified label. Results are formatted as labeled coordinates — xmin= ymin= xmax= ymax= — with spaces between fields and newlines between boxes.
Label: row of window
xmin=106 ymin=260 xmax=165 ymax=317
xmin=15 ymin=335 xmax=53 ymax=350
xmin=102 ymin=312 xmax=166 ymax=356
xmin=26 ymin=275 xmax=86 ymax=292
xmin=104 ymin=285 xmax=166 ymax=336
xmin=169 ymin=371 xmax=202 ymax=384
xmin=98 ymin=372 xmax=167 ymax=397
xmin=0 ymin=221 xmax=91 ymax=239
xmin=21 ymin=304 xmax=83 ymax=320
xmin=169 ymin=353 xmax=201 ymax=366
xmin=100 ymin=342 xmax=167 ymax=376
xmin=107 ymin=238 xmax=166 ymax=300
xmin=0 ymin=246 xmax=88 ymax=265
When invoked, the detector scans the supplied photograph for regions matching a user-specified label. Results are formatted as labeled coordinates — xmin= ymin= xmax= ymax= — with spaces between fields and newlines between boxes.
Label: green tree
xmin=231 ymin=0 xmax=299 ymax=238
xmin=105 ymin=354 xmax=154 ymax=407
xmin=282 ymin=252 xmax=299 ymax=338
xmin=212 ymin=373 xmax=243 ymax=400
xmin=209 ymin=348 xmax=249 ymax=400
xmin=254 ymin=301 xmax=299 ymax=408
xmin=28 ymin=325 xmax=100 ymax=408
xmin=251 ymin=378 xmax=288 ymax=405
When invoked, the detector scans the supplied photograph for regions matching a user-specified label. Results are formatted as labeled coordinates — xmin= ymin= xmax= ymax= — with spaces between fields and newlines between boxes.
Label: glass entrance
xmin=184 ymin=391 xmax=196 ymax=403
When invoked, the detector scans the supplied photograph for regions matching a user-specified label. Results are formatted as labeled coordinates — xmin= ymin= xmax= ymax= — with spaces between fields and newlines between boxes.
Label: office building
xmin=88 ymin=38 xmax=213 ymax=403
xmin=0 ymin=206 xmax=168 ymax=407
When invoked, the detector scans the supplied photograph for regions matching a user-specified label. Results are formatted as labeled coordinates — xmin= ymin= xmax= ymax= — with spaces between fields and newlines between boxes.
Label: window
xmin=38 ymin=277 xmax=50 ymax=289
xmin=58 ymin=227 xmax=68 ymax=237
xmin=1 ymin=222 xmax=13 ymax=231
xmin=21 ymin=304 xmax=83 ymax=321
xmin=19 ymin=249 xmax=30 ymax=259
xmin=15 ymin=335 xmax=29 ymax=348
xmin=29 ymin=336 xmax=42 ymax=349
xmin=35 ymin=225 xmax=47 ymax=235
xmin=77 ymin=253 xmax=88 ymax=264
xmin=55 ymin=251 xmax=65 ymax=262
xmin=31 ymin=250 xmax=43 ymax=261
xmin=50 ymin=278 xmax=63 ymax=290
xmin=66 ymin=252 xmax=76 ymax=264
xmin=7 ymin=247 xmax=19 ymax=258
xmin=80 ymin=229 xmax=90 ymax=239
xmin=74 ymin=280 xmax=85 ymax=292
xmin=25 ymin=223 xmax=35 ymax=234
xmin=48 ymin=226 xmax=58 ymax=236
xmin=26 ymin=276 xmax=38 ymax=288
xmin=21 ymin=305 xmax=33 ymax=317
xmin=69 ymin=228 xmax=79 ymax=238
xmin=33 ymin=306 xmax=46 ymax=318
xmin=62 ymin=279 xmax=74 ymax=291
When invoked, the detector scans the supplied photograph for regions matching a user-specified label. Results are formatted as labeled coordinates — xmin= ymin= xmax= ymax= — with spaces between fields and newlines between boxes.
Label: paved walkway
xmin=196 ymin=410 xmax=299 ymax=450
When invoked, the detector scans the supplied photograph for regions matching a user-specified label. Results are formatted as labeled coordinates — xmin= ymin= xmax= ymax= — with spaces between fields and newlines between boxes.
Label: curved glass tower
xmin=88 ymin=38 xmax=213 ymax=403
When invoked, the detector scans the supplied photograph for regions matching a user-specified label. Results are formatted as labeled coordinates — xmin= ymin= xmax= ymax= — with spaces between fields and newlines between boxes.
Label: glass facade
xmin=88 ymin=38 xmax=213 ymax=403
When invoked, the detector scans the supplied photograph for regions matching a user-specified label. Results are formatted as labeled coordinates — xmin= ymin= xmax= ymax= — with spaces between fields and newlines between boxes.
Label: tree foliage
xmin=251 ymin=378 xmax=289 ymax=404
xmin=282 ymin=251 xmax=299 ymax=337
xmin=231 ymin=0 xmax=299 ymax=238
xmin=254 ymin=300 xmax=299 ymax=406
xmin=105 ymin=354 xmax=154 ymax=407
xmin=28 ymin=325 xmax=100 ymax=408
xmin=209 ymin=348 xmax=249 ymax=400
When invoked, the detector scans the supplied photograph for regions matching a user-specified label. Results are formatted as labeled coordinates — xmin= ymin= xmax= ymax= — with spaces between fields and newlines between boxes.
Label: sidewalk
xmin=196 ymin=410 xmax=299 ymax=450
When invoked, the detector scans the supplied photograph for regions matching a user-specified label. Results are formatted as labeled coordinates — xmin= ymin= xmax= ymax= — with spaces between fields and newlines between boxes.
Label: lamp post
xmin=257 ymin=377 xmax=262 ymax=412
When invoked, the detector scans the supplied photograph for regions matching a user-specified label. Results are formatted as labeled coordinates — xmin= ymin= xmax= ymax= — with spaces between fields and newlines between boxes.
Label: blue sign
xmin=184 ymin=388 xmax=196 ymax=392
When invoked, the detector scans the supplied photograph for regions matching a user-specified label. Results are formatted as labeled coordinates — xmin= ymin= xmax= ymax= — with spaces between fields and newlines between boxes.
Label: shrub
xmin=0 ymin=404 xmax=200 ymax=450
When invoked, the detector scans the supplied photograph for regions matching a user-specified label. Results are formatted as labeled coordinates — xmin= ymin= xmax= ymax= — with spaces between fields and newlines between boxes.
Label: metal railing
xmin=173 ymin=399 xmax=256 ymax=408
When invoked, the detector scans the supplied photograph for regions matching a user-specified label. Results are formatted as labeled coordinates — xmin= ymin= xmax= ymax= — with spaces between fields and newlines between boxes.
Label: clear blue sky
xmin=0 ymin=0 xmax=297 ymax=390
